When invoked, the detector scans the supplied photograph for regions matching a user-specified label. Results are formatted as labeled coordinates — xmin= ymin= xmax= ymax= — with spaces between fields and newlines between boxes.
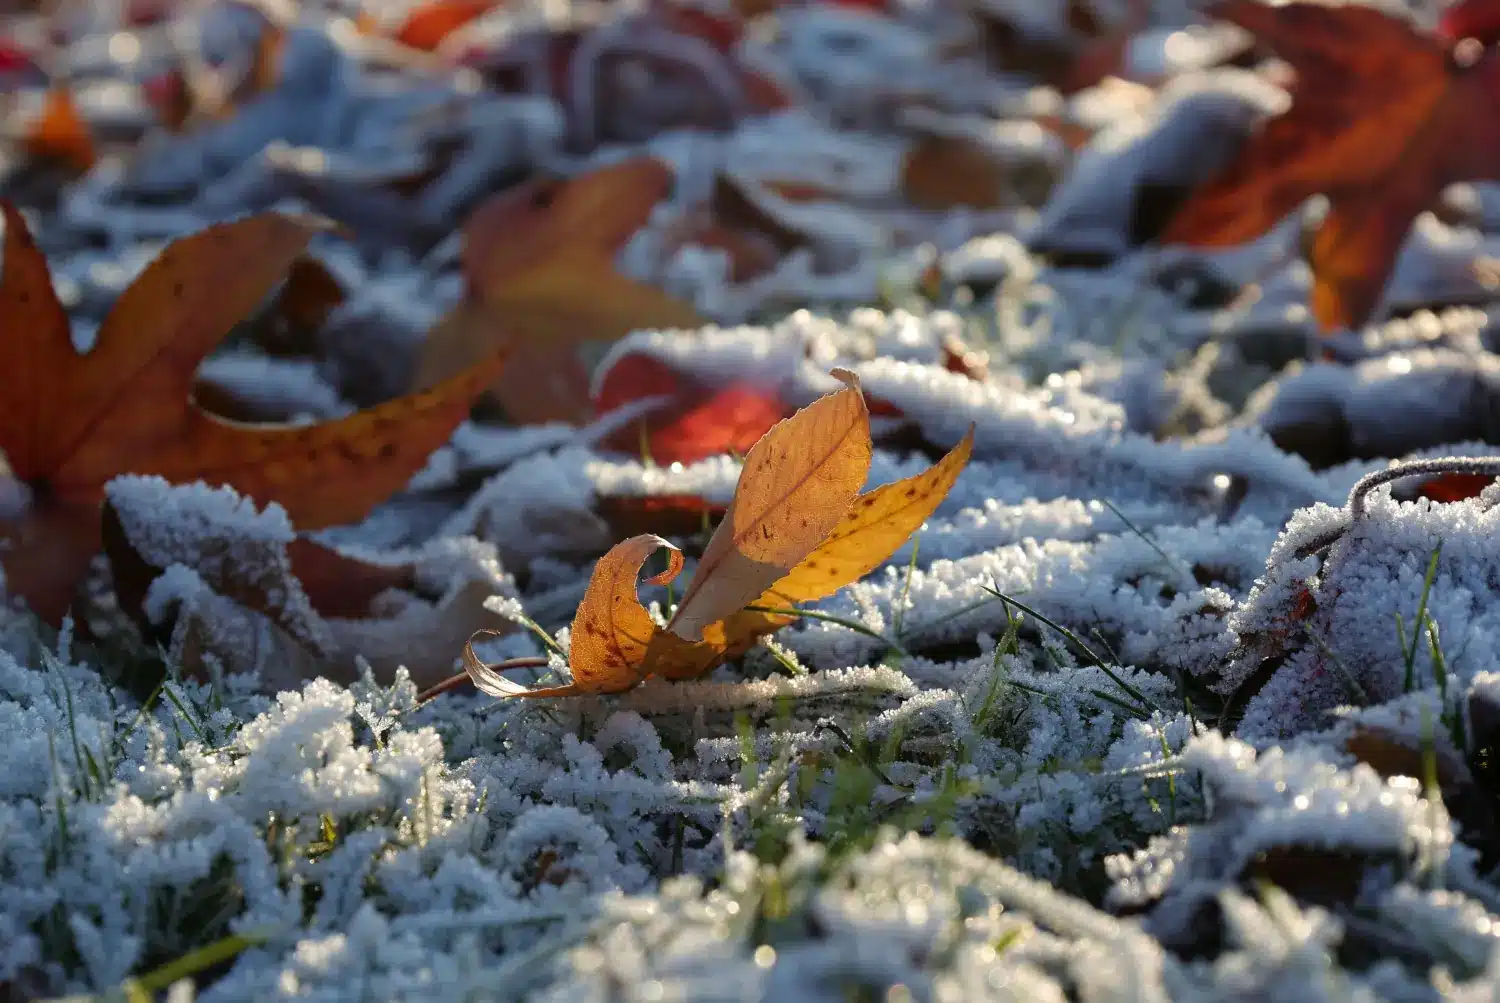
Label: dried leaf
xmin=593 ymin=352 xmax=789 ymax=464
xmin=646 ymin=607 xmax=796 ymax=681
xmin=465 ymin=535 xmax=684 ymax=697
xmin=666 ymin=370 xmax=872 ymax=641
xmin=1439 ymin=0 xmax=1500 ymax=44
xmin=102 ymin=477 xmax=506 ymax=685
xmin=764 ymin=425 xmax=973 ymax=603
xmin=0 ymin=206 xmax=503 ymax=623
xmin=1163 ymin=0 xmax=1500 ymax=330
xmin=901 ymin=134 xmax=1008 ymax=210
xmin=25 ymin=88 xmax=95 ymax=174
xmin=415 ymin=159 xmax=703 ymax=405
xmin=259 ymin=255 xmax=347 ymax=355
xmin=596 ymin=493 xmax=727 ymax=539
xmin=1416 ymin=472 xmax=1496 ymax=503
xmin=394 ymin=0 xmax=495 ymax=50
xmin=568 ymin=534 xmax=684 ymax=691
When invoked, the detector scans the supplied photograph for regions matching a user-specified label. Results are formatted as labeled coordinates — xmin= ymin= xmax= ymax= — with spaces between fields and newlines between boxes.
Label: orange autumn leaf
xmin=763 ymin=426 xmax=974 ymax=604
xmin=645 ymin=606 xmax=796 ymax=682
xmin=1162 ymin=0 xmax=1500 ymax=331
xmin=464 ymin=535 xmax=684 ymax=698
xmin=393 ymin=0 xmax=497 ymax=50
xmin=666 ymin=370 xmax=872 ymax=642
xmin=460 ymin=370 xmax=970 ymax=698
xmin=0 ymin=205 xmax=505 ymax=624
xmin=901 ymin=134 xmax=1009 ymax=210
xmin=415 ymin=159 xmax=704 ymax=423
xmin=25 ymin=87 xmax=95 ymax=173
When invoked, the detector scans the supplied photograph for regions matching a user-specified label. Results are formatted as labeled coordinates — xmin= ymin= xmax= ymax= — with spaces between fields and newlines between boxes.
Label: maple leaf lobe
xmin=1163 ymin=0 xmax=1500 ymax=330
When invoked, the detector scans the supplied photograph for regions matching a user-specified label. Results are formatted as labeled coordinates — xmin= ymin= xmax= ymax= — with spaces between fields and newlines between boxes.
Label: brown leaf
xmin=596 ymin=493 xmax=728 ymax=539
xmin=102 ymin=478 xmax=504 ymax=685
xmin=666 ymin=369 xmax=872 ymax=641
xmin=393 ymin=0 xmax=495 ymax=50
xmin=257 ymin=254 xmax=347 ymax=355
xmin=901 ymin=135 xmax=1008 ymax=210
xmin=464 ymin=534 xmax=685 ymax=697
xmin=414 ymin=159 xmax=703 ymax=406
xmin=0 ymin=205 xmax=503 ymax=623
xmin=764 ymin=425 xmax=973 ymax=603
xmin=1162 ymin=0 xmax=1500 ymax=330
xmin=25 ymin=88 xmax=95 ymax=174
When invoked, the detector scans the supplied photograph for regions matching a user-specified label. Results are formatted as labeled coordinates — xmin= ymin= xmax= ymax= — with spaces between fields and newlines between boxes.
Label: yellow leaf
xmin=666 ymin=369 xmax=872 ymax=641
xmin=645 ymin=608 xmax=797 ymax=681
xmin=463 ymin=535 xmax=684 ymax=698
xmin=763 ymin=425 xmax=974 ymax=604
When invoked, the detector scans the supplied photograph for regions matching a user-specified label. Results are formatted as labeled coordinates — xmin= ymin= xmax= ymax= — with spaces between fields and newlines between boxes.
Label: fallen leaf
xmin=1053 ymin=0 xmax=1151 ymax=95
xmin=596 ymin=492 xmax=727 ymax=539
xmin=461 ymin=370 xmax=967 ymax=695
xmin=567 ymin=534 xmax=684 ymax=692
xmin=465 ymin=534 xmax=683 ymax=698
xmin=101 ymin=492 xmax=338 ymax=660
xmin=394 ymin=0 xmax=496 ymax=51
xmin=1162 ymin=0 xmax=1500 ymax=331
xmin=1416 ymin=472 xmax=1496 ymax=503
xmin=415 ymin=159 xmax=703 ymax=424
xmin=257 ymin=254 xmax=347 ymax=356
xmin=646 ymin=606 xmax=795 ymax=681
xmin=1439 ymin=0 xmax=1500 ymax=44
xmin=763 ymin=425 xmax=973 ymax=603
xmin=24 ymin=87 xmax=94 ymax=174
xmin=0 ymin=205 xmax=504 ymax=623
xmin=102 ymin=475 xmax=508 ymax=687
xmin=666 ymin=369 xmax=872 ymax=641
xmin=901 ymin=134 xmax=1008 ymax=210
xmin=977 ymin=0 xmax=1141 ymax=93
xmin=594 ymin=352 xmax=790 ymax=464
xmin=941 ymin=333 xmax=990 ymax=382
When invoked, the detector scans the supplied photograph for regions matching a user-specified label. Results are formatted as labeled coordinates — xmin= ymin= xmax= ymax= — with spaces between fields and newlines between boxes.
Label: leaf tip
xmin=830 ymin=367 xmax=861 ymax=392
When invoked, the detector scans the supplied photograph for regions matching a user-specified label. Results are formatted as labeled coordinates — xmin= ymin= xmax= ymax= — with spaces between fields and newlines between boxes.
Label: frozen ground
xmin=9 ymin=0 xmax=1500 ymax=1000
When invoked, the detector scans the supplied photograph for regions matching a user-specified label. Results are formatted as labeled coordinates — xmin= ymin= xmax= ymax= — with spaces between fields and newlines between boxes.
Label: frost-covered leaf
xmin=102 ymin=476 xmax=512 ymax=685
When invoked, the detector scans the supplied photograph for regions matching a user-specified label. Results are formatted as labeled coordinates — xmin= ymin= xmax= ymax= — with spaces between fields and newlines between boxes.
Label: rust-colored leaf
xmin=0 ymin=206 xmax=503 ymax=623
xmin=414 ymin=159 xmax=703 ymax=412
xmin=1162 ymin=0 xmax=1500 ymax=331
xmin=258 ymin=254 xmax=346 ymax=355
xmin=593 ymin=352 xmax=790 ymax=464
xmin=394 ymin=0 xmax=496 ymax=50
xmin=465 ymin=535 xmax=684 ymax=697
xmin=901 ymin=135 xmax=1008 ymax=210
xmin=596 ymin=492 xmax=728 ymax=539
xmin=764 ymin=425 xmax=973 ymax=604
xmin=666 ymin=370 xmax=872 ymax=641
xmin=25 ymin=88 xmax=95 ymax=174
xmin=1416 ymin=472 xmax=1496 ymax=503
xmin=286 ymin=537 xmax=418 ymax=618
xmin=1440 ymin=0 xmax=1500 ymax=44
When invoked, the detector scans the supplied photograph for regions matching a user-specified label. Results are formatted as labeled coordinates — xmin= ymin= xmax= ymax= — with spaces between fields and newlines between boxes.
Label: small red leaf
xmin=594 ymin=353 xmax=789 ymax=464
xmin=1416 ymin=472 xmax=1496 ymax=503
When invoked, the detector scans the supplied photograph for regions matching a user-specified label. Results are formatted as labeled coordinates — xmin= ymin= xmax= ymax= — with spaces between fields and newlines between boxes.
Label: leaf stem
xmin=415 ymin=657 xmax=551 ymax=705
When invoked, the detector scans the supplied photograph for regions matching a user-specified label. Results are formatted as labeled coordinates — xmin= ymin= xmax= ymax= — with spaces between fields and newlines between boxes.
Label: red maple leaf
xmin=1162 ymin=0 xmax=1500 ymax=331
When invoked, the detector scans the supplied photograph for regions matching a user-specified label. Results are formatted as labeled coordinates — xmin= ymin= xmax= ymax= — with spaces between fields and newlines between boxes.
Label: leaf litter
xmin=15 ymin=0 xmax=1500 ymax=1001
